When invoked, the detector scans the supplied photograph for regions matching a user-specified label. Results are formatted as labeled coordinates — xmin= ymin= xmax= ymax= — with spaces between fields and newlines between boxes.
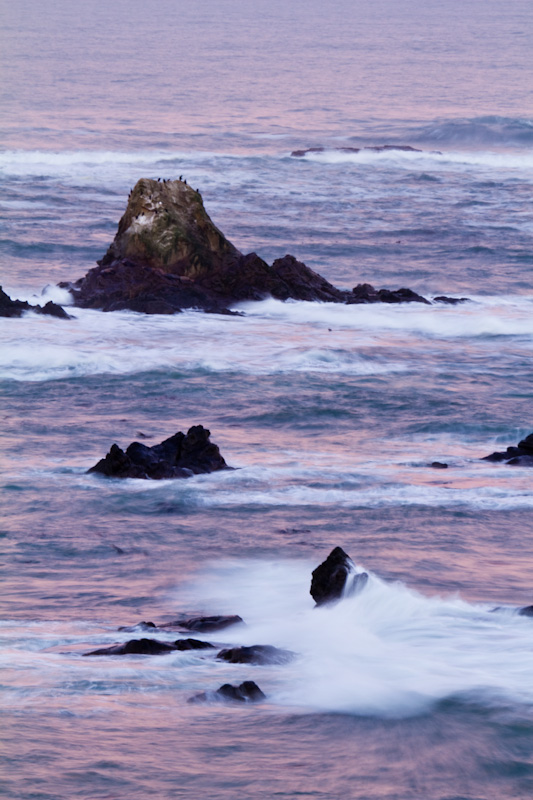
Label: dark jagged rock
xmin=311 ymin=546 xmax=368 ymax=606
xmin=290 ymin=145 xmax=422 ymax=157
xmin=217 ymin=644 xmax=295 ymax=665
xmin=482 ymin=433 xmax=533 ymax=466
xmin=0 ymin=286 xmax=70 ymax=319
xmin=58 ymin=178 xmax=437 ymax=314
xmin=83 ymin=638 xmax=177 ymax=656
xmin=160 ymin=614 xmax=244 ymax=633
xmin=348 ymin=283 xmax=430 ymax=305
xmin=188 ymin=680 xmax=266 ymax=705
xmin=87 ymin=425 xmax=229 ymax=479
xmin=175 ymin=638 xmax=215 ymax=651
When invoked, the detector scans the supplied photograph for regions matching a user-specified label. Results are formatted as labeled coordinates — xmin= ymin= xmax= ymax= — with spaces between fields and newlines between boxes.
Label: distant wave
xmin=412 ymin=116 xmax=533 ymax=148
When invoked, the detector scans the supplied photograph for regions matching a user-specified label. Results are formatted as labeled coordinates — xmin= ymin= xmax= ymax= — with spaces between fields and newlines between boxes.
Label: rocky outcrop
xmin=310 ymin=546 xmax=368 ymax=606
xmin=291 ymin=145 xmax=423 ymax=157
xmin=217 ymin=645 xmax=295 ymax=665
xmin=87 ymin=425 xmax=229 ymax=479
xmin=58 ymin=178 xmax=462 ymax=314
xmin=160 ymin=615 xmax=244 ymax=633
xmin=188 ymin=681 xmax=266 ymax=704
xmin=482 ymin=433 xmax=533 ymax=466
xmin=84 ymin=638 xmax=177 ymax=656
xmin=0 ymin=287 xmax=70 ymax=319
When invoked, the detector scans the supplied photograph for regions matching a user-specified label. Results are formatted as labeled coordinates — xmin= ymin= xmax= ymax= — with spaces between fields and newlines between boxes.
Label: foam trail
xmin=174 ymin=559 xmax=533 ymax=717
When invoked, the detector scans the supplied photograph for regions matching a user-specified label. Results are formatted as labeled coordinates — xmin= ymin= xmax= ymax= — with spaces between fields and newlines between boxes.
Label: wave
xmin=5 ymin=558 xmax=533 ymax=717
xmin=412 ymin=116 xmax=533 ymax=149
xmin=2 ymin=296 xmax=533 ymax=382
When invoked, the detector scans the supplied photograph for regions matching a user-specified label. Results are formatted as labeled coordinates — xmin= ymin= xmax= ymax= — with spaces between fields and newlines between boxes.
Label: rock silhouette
xmin=0 ymin=287 xmax=70 ymax=319
xmin=88 ymin=425 xmax=229 ymax=479
xmin=58 ymin=178 xmax=462 ymax=314
xmin=310 ymin=546 xmax=368 ymax=606
xmin=482 ymin=433 xmax=533 ymax=467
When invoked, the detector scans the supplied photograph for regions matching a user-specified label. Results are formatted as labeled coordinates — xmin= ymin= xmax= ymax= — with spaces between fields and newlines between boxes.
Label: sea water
xmin=2 ymin=0 xmax=533 ymax=797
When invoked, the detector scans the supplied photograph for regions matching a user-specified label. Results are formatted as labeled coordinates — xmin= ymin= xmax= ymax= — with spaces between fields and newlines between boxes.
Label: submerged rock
xmin=189 ymin=681 xmax=266 ymax=704
xmin=58 ymin=178 xmax=447 ymax=314
xmin=84 ymin=638 xmax=177 ymax=656
xmin=310 ymin=546 xmax=368 ymax=606
xmin=175 ymin=638 xmax=216 ymax=651
xmin=0 ymin=286 xmax=70 ymax=319
xmin=87 ymin=425 xmax=229 ymax=479
xmin=217 ymin=645 xmax=295 ymax=665
xmin=290 ymin=145 xmax=423 ymax=157
xmin=160 ymin=614 xmax=244 ymax=633
xmin=482 ymin=433 xmax=533 ymax=466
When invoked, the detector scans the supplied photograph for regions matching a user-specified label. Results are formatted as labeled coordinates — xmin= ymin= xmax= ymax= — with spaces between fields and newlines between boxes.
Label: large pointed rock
xmin=61 ymin=178 xmax=344 ymax=313
xmin=310 ymin=546 xmax=368 ymax=606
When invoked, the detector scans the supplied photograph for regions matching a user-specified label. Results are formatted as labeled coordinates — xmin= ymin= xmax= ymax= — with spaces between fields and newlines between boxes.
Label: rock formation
xmin=291 ymin=144 xmax=423 ymax=157
xmin=216 ymin=645 xmax=295 ymax=665
xmin=87 ymin=425 xmax=229 ymax=479
xmin=310 ymin=546 xmax=368 ymax=606
xmin=189 ymin=681 xmax=266 ymax=704
xmin=58 ymin=178 xmax=463 ymax=314
xmin=0 ymin=287 xmax=70 ymax=319
xmin=482 ymin=433 xmax=533 ymax=467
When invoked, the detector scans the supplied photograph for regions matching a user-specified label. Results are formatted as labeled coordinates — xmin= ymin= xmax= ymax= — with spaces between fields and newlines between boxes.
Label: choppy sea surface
xmin=2 ymin=1 xmax=533 ymax=798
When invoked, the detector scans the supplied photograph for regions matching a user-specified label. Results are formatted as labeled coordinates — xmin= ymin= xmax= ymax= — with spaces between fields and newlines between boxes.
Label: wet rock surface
xmin=310 ymin=546 xmax=367 ymax=606
xmin=482 ymin=433 xmax=533 ymax=466
xmin=87 ymin=425 xmax=229 ymax=479
xmin=0 ymin=287 xmax=70 ymax=319
xmin=189 ymin=681 xmax=266 ymax=704
xmin=84 ymin=638 xmax=177 ymax=656
xmin=216 ymin=645 xmax=295 ymax=665
xmin=160 ymin=614 xmax=244 ymax=633
xmin=58 ymin=178 xmax=463 ymax=314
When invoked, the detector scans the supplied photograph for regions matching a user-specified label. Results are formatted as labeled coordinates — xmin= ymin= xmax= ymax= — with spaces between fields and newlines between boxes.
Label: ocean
xmin=2 ymin=0 xmax=533 ymax=797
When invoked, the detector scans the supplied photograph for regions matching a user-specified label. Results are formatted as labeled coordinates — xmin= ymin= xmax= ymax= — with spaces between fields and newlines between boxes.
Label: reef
xmin=59 ymin=178 xmax=464 ymax=314
xmin=87 ymin=425 xmax=229 ymax=479
xmin=0 ymin=287 xmax=70 ymax=319
xmin=290 ymin=144 xmax=423 ymax=157
xmin=482 ymin=433 xmax=533 ymax=467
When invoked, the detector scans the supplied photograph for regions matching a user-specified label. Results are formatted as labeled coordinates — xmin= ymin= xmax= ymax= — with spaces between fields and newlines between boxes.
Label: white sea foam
xmin=2 ymin=295 xmax=533 ymax=382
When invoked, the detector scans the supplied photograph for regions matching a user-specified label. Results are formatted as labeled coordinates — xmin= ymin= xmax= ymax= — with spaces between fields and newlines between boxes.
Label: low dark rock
xmin=188 ymin=680 xmax=266 ymax=704
xmin=348 ymin=283 xmax=430 ymax=305
xmin=290 ymin=145 xmax=422 ymax=158
xmin=118 ymin=621 xmax=157 ymax=632
xmin=217 ymin=644 xmax=295 ymax=665
xmin=432 ymin=296 xmax=470 ymax=305
xmin=160 ymin=615 xmax=244 ymax=633
xmin=83 ymin=638 xmax=177 ymax=656
xmin=430 ymin=462 xmax=448 ymax=469
xmin=310 ymin=546 xmax=367 ymax=606
xmin=482 ymin=433 xmax=533 ymax=466
xmin=519 ymin=606 xmax=533 ymax=617
xmin=175 ymin=638 xmax=215 ymax=651
xmin=87 ymin=425 xmax=229 ymax=479
xmin=0 ymin=287 xmax=71 ymax=319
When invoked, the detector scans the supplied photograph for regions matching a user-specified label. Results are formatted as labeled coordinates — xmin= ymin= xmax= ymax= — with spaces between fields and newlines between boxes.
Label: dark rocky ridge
xmin=291 ymin=144 xmax=424 ymax=157
xmin=482 ymin=432 xmax=533 ymax=467
xmin=59 ymin=178 xmax=463 ymax=314
xmin=0 ymin=287 xmax=70 ymax=319
xmin=88 ymin=425 xmax=229 ymax=479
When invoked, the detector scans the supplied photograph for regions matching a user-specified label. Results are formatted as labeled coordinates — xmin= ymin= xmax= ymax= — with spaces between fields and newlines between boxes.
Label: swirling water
xmin=2 ymin=0 xmax=533 ymax=798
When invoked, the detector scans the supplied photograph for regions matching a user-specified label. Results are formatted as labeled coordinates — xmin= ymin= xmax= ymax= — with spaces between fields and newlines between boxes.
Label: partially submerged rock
xmin=310 ymin=546 xmax=368 ymax=606
xmin=291 ymin=145 xmax=423 ymax=157
xmin=0 ymin=286 xmax=70 ymax=319
xmin=189 ymin=681 xmax=266 ymax=704
xmin=87 ymin=425 xmax=229 ymax=479
xmin=58 ymin=178 xmax=458 ymax=314
xmin=160 ymin=614 xmax=244 ymax=633
xmin=482 ymin=433 xmax=533 ymax=466
xmin=84 ymin=638 xmax=177 ymax=656
xmin=217 ymin=645 xmax=295 ymax=665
